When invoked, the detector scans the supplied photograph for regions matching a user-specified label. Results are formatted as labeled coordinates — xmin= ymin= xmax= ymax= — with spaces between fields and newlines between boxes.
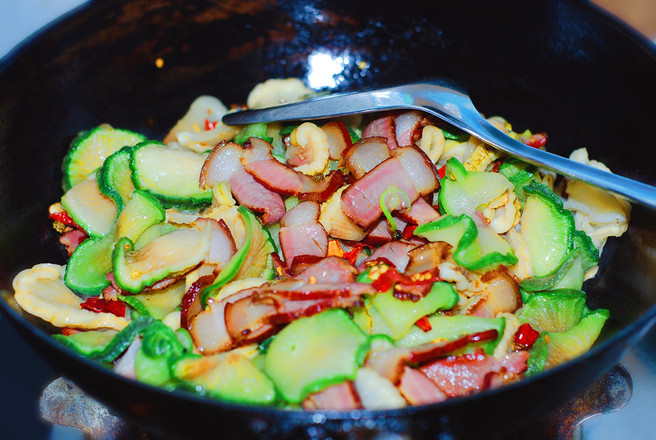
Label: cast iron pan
xmin=1 ymin=0 xmax=656 ymax=438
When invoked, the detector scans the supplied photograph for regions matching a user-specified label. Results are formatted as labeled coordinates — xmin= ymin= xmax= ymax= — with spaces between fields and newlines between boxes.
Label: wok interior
xmin=0 ymin=0 xmax=656 ymax=433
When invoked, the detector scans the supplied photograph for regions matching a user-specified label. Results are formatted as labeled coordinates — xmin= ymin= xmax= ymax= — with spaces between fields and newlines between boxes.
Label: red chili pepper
xmin=491 ymin=160 xmax=502 ymax=173
xmin=402 ymin=224 xmax=417 ymax=240
xmin=415 ymin=316 xmax=432 ymax=332
xmin=523 ymin=132 xmax=548 ymax=149
xmin=204 ymin=119 xmax=218 ymax=131
xmin=514 ymin=323 xmax=539 ymax=348
xmin=371 ymin=265 xmax=439 ymax=299
xmin=80 ymin=297 xmax=126 ymax=317
xmin=342 ymin=243 xmax=371 ymax=266
xmin=437 ymin=164 xmax=447 ymax=179
xmin=49 ymin=211 xmax=81 ymax=229
xmin=61 ymin=328 xmax=82 ymax=336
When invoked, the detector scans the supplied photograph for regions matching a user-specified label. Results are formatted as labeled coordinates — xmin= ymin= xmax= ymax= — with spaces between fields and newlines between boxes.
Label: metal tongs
xmin=223 ymin=78 xmax=656 ymax=208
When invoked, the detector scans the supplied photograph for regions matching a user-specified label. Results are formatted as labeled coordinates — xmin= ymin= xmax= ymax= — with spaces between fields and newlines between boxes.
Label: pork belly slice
xmin=229 ymin=169 xmax=285 ymax=225
xmin=279 ymin=201 xmax=328 ymax=268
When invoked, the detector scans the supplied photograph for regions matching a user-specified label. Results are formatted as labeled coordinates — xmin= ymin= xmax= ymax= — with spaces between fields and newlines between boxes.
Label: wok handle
xmin=515 ymin=364 xmax=632 ymax=440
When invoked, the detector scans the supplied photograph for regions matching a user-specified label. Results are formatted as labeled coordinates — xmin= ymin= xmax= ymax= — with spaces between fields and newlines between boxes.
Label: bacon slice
xmin=363 ymin=217 xmax=410 ymax=246
xmin=396 ymin=197 xmax=441 ymax=225
xmin=194 ymin=218 xmax=237 ymax=269
xmin=245 ymin=159 xmax=304 ymax=195
xmin=200 ymin=141 xmax=244 ymax=189
xmin=279 ymin=201 xmax=328 ymax=268
xmin=323 ymin=121 xmax=353 ymax=161
xmin=394 ymin=112 xmax=423 ymax=148
xmin=293 ymin=256 xmax=358 ymax=283
xmin=180 ymin=275 xmax=215 ymax=330
xmin=366 ymin=331 xmax=499 ymax=384
xmin=344 ymin=137 xmax=391 ymax=179
xmin=466 ymin=269 xmax=522 ymax=318
xmin=419 ymin=351 xmax=528 ymax=398
xmin=303 ymin=382 xmax=361 ymax=410
xmin=229 ymin=169 xmax=285 ymax=225
xmin=224 ymin=280 xmax=373 ymax=342
xmin=392 ymin=146 xmax=439 ymax=196
xmin=405 ymin=241 xmax=452 ymax=274
xmin=59 ymin=229 xmax=88 ymax=256
xmin=341 ymin=158 xmax=419 ymax=229
xmin=398 ymin=366 xmax=448 ymax=405
xmin=358 ymin=241 xmax=416 ymax=272
xmin=188 ymin=288 xmax=254 ymax=354
xmin=297 ymin=170 xmax=346 ymax=203
xmin=362 ymin=115 xmax=399 ymax=151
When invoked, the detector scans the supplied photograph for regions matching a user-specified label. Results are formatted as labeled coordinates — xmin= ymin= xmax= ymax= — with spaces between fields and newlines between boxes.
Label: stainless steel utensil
xmin=223 ymin=78 xmax=656 ymax=208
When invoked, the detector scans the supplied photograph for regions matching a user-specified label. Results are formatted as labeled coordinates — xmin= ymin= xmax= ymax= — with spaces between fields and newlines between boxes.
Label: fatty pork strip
xmin=278 ymin=201 xmax=329 ymax=269
xmin=189 ymin=278 xmax=374 ymax=354
xmin=341 ymin=146 xmax=439 ymax=229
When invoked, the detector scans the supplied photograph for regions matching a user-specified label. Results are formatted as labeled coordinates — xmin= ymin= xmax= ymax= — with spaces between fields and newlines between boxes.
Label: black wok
xmin=1 ymin=0 xmax=656 ymax=438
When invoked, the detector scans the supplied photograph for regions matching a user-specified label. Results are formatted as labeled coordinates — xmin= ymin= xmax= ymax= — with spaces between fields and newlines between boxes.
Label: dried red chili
xmin=80 ymin=297 xmax=126 ymax=317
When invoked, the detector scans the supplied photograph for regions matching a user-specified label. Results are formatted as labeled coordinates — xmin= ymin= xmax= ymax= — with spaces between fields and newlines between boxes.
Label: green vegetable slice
xmin=397 ymin=315 xmax=505 ymax=355
xmin=234 ymin=123 xmax=273 ymax=145
xmin=370 ymin=282 xmax=458 ymax=340
xmin=415 ymin=214 xmax=517 ymax=271
xmin=172 ymin=352 xmax=276 ymax=405
xmin=113 ymin=227 xmax=211 ymax=293
xmin=131 ymin=142 xmax=212 ymax=209
xmin=52 ymin=329 xmax=119 ymax=357
xmin=520 ymin=181 xmax=575 ymax=277
xmin=53 ymin=316 xmax=155 ymax=362
xmin=63 ymin=124 xmax=146 ymax=191
xmin=119 ymin=281 xmax=186 ymax=319
xmin=527 ymin=308 xmax=609 ymax=376
xmin=438 ymin=158 xmax=513 ymax=216
xmin=61 ymin=175 xmax=118 ymax=238
xmin=135 ymin=320 xmax=186 ymax=387
xmin=116 ymin=190 xmax=165 ymax=243
xmin=264 ymin=309 xmax=369 ymax=404
xmin=98 ymin=146 xmax=136 ymax=211
xmin=64 ymin=232 xmax=115 ymax=296
xmin=518 ymin=289 xmax=587 ymax=333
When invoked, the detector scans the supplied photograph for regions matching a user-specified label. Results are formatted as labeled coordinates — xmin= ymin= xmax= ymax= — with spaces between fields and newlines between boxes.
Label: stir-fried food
xmin=13 ymin=78 xmax=630 ymax=409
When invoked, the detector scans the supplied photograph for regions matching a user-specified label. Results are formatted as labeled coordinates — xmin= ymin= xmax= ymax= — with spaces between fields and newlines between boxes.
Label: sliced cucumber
xmin=64 ymin=232 xmax=115 ymax=295
xmin=98 ymin=146 xmax=136 ymax=211
xmin=518 ymin=289 xmax=587 ymax=333
xmin=520 ymin=181 xmax=575 ymax=277
xmin=116 ymin=190 xmax=165 ymax=243
xmin=200 ymin=206 xmax=276 ymax=304
xmin=351 ymin=297 xmax=396 ymax=338
xmin=172 ymin=353 xmax=276 ymax=405
xmin=264 ymin=309 xmax=369 ymax=404
xmin=371 ymin=282 xmax=458 ymax=340
xmin=61 ymin=175 xmax=118 ymax=238
xmin=498 ymin=158 xmax=538 ymax=201
xmin=113 ymin=227 xmax=211 ymax=293
xmin=119 ymin=281 xmax=185 ymax=319
xmin=415 ymin=214 xmax=517 ymax=271
xmin=63 ymin=124 xmax=146 ymax=191
xmin=574 ymin=230 xmax=599 ymax=273
xmin=234 ymin=207 xmax=276 ymax=281
xmin=527 ymin=308 xmax=609 ymax=375
xmin=135 ymin=320 xmax=185 ymax=387
xmin=51 ymin=329 xmax=119 ymax=357
xmin=438 ymin=158 xmax=513 ymax=215
xmin=131 ymin=142 xmax=212 ymax=209
xmin=397 ymin=315 xmax=505 ymax=355
xmin=134 ymin=223 xmax=177 ymax=250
